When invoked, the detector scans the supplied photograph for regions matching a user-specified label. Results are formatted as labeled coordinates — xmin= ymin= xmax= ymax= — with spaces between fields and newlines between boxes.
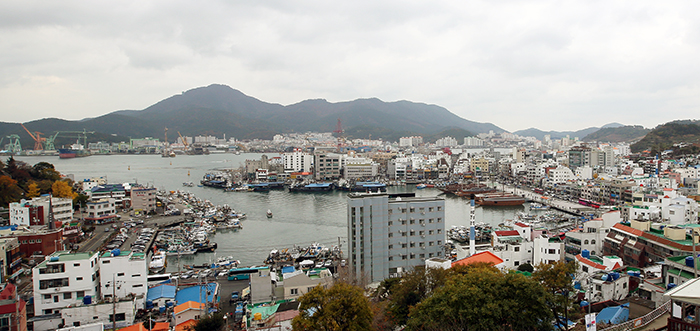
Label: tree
xmin=26 ymin=181 xmax=40 ymax=199
xmin=532 ymin=261 xmax=578 ymax=330
xmin=383 ymin=266 xmax=451 ymax=326
xmin=0 ymin=175 xmax=22 ymax=207
xmin=30 ymin=162 xmax=61 ymax=181
xmin=52 ymin=180 xmax=77 ymax=199
xmin=517 ymin=263 xmax=535 ymax=273
xmin=187 ymin=313 xmax=225 ymax=331
xmin=292 ymin=282 xmax=373 ymax=331
xmin=406 ymin=267 xmax=553 ymax=331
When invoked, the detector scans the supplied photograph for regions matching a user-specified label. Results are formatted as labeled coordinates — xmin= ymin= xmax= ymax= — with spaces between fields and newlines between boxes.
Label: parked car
xmin=230 ymin=291 xmax=239 ymax=302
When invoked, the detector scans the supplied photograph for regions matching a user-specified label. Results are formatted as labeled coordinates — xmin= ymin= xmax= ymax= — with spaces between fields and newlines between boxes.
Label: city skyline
xmin=2 ymin=1 xmax=700 ymax=132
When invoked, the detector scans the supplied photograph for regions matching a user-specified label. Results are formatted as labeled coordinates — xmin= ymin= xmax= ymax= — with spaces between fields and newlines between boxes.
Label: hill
xmin=582 ymin=125 xmax=649 ymax=143
xmin=1 ymin=84 xmax=504 ymax=148
xmin=630 ymin=120 xmax=700 ymax=154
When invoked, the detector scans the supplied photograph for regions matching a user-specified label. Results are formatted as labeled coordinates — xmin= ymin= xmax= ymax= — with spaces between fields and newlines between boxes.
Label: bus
xmin=228 ymin=266 xmax=268 ymax=281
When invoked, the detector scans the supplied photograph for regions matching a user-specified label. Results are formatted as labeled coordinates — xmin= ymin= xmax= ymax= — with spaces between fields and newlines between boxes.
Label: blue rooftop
xmin=91 ymin=184 xmax=125 ymax=193
xmin=147 ymin=284 xmax=176 ymax=301
xmin=175 ymin=283 xmax=218 ymax=305
xmin=306 ymin=183 xmax=332 ymax=188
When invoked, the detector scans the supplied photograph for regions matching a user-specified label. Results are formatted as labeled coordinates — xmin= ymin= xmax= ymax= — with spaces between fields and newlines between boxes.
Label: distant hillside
xmin=582 ymin=125 xmax=649 ymax=143
xmin=0 ymin=84 xmax=504 ymax=148
xmin=514 ymin=123 xmax=626 ymax=141
xmin=424 ymin=128 xmax=473 ymax=143
xmin=631 ymin=120 xmax=700 ymax=154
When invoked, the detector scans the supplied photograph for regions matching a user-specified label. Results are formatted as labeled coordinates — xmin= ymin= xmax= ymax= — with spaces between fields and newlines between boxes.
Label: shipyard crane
xmin=44 ymin=132 xmax=60 ymax=151
xmin=58 ymin=130 xmax=95 ymax=148
xmin=20 ymin=123 xmax=45 ymax=150
xmin=4 ymin=134 xmax=22 ymax=154
xmin=177 ymin=131 xmax=189 ymax=149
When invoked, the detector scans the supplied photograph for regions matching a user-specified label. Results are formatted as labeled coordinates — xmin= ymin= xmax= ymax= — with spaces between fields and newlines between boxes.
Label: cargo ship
xmin=475 ymin=192 xmax=525 ymax=206
xmin=58 ymin=143 xmax=90 ymax=159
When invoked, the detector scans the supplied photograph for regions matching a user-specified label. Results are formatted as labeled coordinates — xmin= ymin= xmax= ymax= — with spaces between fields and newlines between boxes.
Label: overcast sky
xmin=2 ymin=1 xmax=700 ymax=133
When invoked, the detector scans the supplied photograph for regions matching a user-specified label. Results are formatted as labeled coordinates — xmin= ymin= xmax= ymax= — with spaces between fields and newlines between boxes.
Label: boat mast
xmin=469 ymin=199 xmax=476 ymax=257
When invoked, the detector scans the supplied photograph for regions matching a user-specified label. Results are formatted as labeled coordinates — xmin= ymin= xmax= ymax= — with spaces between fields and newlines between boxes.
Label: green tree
xmin=384 ymin=266 xmax=451 ymax=326
xmin=292 ymin=282 xmax=373 ymax=331
xmin=30 ymin=162 xmax=61 ymax=181
xmin=73 ymin=193 xmax=89 ymax=211
xmin=406 ymin=267 xmax=553 ymax=331
xmin=517 ymin=263 xmax=535 ymax=273
xmin=187 ymin=313 xmax=225 ymax=331
xmin=532 ymin=261 xmax=578 ymax=330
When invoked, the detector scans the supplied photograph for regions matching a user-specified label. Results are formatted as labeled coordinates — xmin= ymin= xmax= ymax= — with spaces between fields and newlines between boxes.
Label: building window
xmin=64 ymin=292 xmax=72 ymax=300
xmin=132 ymin=274 xmax=141 ymax=277
xmin=44 ymin=294 xmax=51 ymax=300
xmin=73 ymin=263 xmax=80 ymax=267
xmin=109 ymin=313 xmax=126 ymax=322
xmin=388 ymin=233 xmax=393 ymax=238
xmin=388 ymin=256 xmax=393 ymax=261
xmin=117 ymin=273 xmax=124 ymax=277
xmin=388 ymin=244 xmax=393 ymax=249
xmin=402 ymin=255 xmax=407 ymax=260
xmin=290 ymin=288 xmax=298 ymax=295
xmin=54 ymin=296 xmax=59 ymax=303
xmin=77 ymin=291 xmax=85 ymax=298
xmin=133 ymin=284 xmax=143 ymax=288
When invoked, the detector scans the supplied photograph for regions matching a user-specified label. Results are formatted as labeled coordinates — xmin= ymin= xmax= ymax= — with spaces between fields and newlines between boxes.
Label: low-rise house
xmin=281 ymin=268 xmax=333 ymax=300
xmin=61 ymin=296 xmax=139 ymax=329
xmin=146 ymin=285 xmax=176 ymax=309
xmin=0 ymin=282 xmax=27 ymax=331
xmin=173 ymin=301 xmax=205 ymax=326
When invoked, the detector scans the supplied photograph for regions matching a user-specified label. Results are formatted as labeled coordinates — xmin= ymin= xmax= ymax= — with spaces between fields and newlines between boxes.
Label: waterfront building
xmin=245 ymin=155 xmax=269 ymax=176
xmin=89 ymin=184 xmax=127 ymax=206
xmin=30 ymin=196 xmax=73 ymax=226
xmin=131 ymin=187 xmax=157 ymax=214
xmin=343 ymin=163 xmax=379 ymax=180
xmin=99 ymin=250 xmax=147 ymax=307
xmin=347 ymin=192 xmax=445 ymax=283
xmin=31 ymin=251 xmax=100 ymax=331
xmin=314 ymin=152 xmax=342 ymax=180
xmin=60 ymin=297 xmax=138 ymax=330
xmin=283 ymin=149 xmax=312 ymax=173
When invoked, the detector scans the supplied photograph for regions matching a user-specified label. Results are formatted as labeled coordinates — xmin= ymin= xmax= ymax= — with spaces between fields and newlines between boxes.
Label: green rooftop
xmin=667 ymin=268 xmax=695 ymax=280
xmin=37 ymin=251 xmax=95 ymax=268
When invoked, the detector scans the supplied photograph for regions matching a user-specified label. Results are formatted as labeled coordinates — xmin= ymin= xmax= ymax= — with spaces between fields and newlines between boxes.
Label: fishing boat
xmin=267 ymin=210 xmax=273 ymax=218
xmin=416 ymin=183 xmax=427 ymax=189
xmin=149 ymin=251 xmax=167 ymax=274
xmin=165 ymin=245 xmax=197 ymax=256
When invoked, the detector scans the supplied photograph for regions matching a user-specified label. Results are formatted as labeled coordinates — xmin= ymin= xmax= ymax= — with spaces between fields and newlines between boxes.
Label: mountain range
xmin=2 ymin=84 xmax=506 ymax=147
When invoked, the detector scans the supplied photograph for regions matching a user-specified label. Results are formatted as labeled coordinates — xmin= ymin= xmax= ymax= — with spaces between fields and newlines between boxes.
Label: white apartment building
xmin=283 ymin=150 xmax=313 ymax=173
xmin=31 ymin=196 xmax=73 ymax=225
xmin=99 ymin=250 xmax=148 ymax=307
xmin=347 ymin=193 xmax=446 ymax=282
xmin=564 ymin=211 xmax=620 ymax=261
xmin=32 ymin=251 xmax=100 ymax=330
xmin=85 ymin=198 xmax=116 ymax=223
xmin=131 ymin=187 xmax=157 ymax=213
xmin=464 ymin=137 xmax=484 ymax=147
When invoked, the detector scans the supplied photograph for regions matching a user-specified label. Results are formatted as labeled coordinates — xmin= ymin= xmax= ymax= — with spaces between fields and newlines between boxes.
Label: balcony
xmin=668 ymin=317 xmax=700 ymax=331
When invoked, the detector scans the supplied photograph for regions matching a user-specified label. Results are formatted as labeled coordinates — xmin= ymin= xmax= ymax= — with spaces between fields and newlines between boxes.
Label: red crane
xmin=333 ymin=118 xmax=344 ymax=152
xmin=20 ymin=123 xmax=45 ymax=150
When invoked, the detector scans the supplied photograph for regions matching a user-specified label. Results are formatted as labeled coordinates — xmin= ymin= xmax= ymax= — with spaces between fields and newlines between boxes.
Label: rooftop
xmin=36 ymin=251 xmax=95 ymax=268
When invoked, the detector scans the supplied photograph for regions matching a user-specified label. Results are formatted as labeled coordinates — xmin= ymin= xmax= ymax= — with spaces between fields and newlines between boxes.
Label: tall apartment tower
xmin=347 ymin=193 xmax=446 ymax=283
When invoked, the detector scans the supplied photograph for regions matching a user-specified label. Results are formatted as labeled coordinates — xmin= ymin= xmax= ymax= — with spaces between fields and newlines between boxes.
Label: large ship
xmin=58 ymin=143 xmax=90 ymax=159
xmin=475 ymin=192 xmax=525 ymax=206
xmin=440 ymin=183 xmax=497 ymax=199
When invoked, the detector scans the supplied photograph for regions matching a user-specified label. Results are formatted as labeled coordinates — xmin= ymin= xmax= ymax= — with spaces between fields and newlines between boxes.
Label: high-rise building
xmin=347 ymin=193 xmax=445 ymax=283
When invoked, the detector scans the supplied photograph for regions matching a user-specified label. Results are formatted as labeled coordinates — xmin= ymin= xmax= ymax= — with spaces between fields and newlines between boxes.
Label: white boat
xmin=165 ymin=245 xmax=197 ymax=256
xmin=267 ymin=210 xmax=273 ymax=218
xmin=150 ymin=251 xmax=167 ymax=273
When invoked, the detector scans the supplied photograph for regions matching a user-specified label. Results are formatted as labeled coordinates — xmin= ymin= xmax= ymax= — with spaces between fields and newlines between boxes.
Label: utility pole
xmin=112 ymin=273 xmax=117 ymax=331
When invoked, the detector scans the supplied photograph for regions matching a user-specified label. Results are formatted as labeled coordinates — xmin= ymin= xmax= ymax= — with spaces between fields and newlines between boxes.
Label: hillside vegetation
xmin=631 ymin=120 xmax=700 ymax=154
xmin=582 ymin=125 xmax=649 ymax=143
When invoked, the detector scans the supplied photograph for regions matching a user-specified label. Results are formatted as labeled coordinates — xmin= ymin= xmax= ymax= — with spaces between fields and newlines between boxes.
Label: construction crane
xmin=20 ymin=123 xmax=45 ymax=150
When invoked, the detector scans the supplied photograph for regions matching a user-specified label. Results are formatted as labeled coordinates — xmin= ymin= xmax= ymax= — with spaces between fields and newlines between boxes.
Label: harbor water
xmin=16 ymin=153 xmax=563 ymax=270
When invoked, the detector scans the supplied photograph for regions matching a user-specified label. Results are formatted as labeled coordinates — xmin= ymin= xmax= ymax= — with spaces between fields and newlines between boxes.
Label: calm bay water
xmin=16 ymin=153 xmax=550 ymax=270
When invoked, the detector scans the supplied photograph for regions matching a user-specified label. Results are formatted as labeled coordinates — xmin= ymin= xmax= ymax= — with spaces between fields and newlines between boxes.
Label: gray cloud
xmin=1 ymin=0 xmax=699 ymax=132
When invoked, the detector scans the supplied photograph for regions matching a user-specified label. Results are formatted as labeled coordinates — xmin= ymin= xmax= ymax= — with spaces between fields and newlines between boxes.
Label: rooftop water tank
xmin=83 ymin=295 xmax=91 ymax=305
xmin=610 ymin=272 xmax=620 ymax=280
xmin=49 ymin=256 xmax=59 ymax=262
xmin=582 ymin=249 xmax=590 ymax=258
xmin=601 ymin=274 xmax=609 ymax=281
xmin=687 ymin=256 xmax=695 ymax=268
xmin=668 ymin=283 xmax=677 ymax=290
xmin=580 ymin=300 xmax=589 ymax=307
xmin=111 ymin=249 xmax=121 ymax=257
